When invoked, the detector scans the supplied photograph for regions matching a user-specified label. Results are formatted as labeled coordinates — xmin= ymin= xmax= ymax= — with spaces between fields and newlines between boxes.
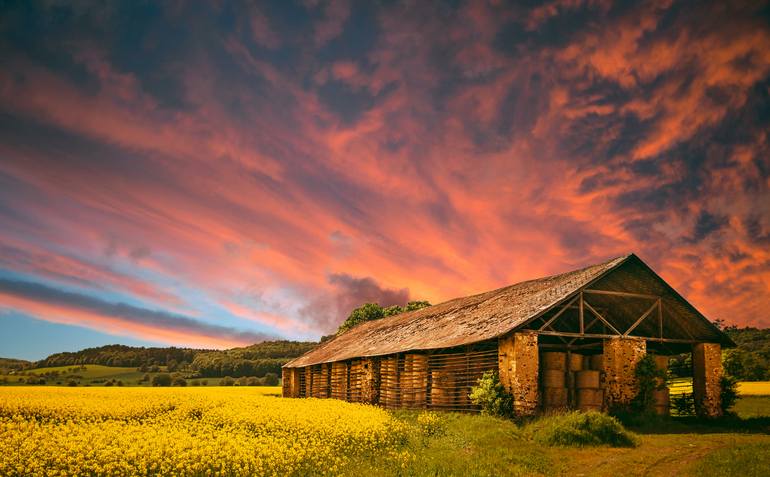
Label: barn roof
xmin=285 ymin=254 xmax=733 ymax=368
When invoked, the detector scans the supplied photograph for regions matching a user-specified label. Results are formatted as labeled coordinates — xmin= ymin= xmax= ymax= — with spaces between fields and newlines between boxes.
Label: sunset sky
xmin=1 ymin=1 xmax=769 ymax=360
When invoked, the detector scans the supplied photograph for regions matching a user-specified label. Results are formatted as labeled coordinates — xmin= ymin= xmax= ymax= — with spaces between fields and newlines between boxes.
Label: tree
xmin=336 ymin=301 xmax=432 ymax=334
xmin=263 ymin=372 xmax=279 ymax=386
xmin=337 ymin=303 xmax=384 ymax=334
xmin=405 ymin=301 xmax=431 ymax=312
xmin=152 ymin=374 xmax=172 ymax=387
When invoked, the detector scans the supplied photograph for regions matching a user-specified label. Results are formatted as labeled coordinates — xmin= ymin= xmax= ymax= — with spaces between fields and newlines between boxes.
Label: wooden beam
xmin=535 ymin=330 xmax=699 ymax=344
xmin=583 ymin=289 xmax=660 ymax=300
xmin=579 ymin=292 xmax=584 ymax=334
xmin=538 ymin=295 xmax=579 ymax=331
xmin=658 ymin=298 xmax=663 ymax=339
xmin=583 ymin=301 xmax=621 ymax=335
xmin=624 ymin=301 xmax=659 ymax=336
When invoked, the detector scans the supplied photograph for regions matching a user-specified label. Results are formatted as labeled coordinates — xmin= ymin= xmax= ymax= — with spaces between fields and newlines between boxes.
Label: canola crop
xmin=0 ymin=386 xmax=412 ymax=476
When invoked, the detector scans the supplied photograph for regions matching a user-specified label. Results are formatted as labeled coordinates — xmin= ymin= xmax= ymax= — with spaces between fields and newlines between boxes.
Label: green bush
xmin=151 ymin=374 xmax=172 ymax=387
xmin=469 ymin=371 xmax=512 ymax=418
xmin=671 ymin=392 xmax=695 ymax=416
xmin=720 ymin=374 xmax=739 ymax=414
xmin=527 ymin=411 xmax=637 ymax=447
xmin=631 ymin=355 xmax=667 ymax=415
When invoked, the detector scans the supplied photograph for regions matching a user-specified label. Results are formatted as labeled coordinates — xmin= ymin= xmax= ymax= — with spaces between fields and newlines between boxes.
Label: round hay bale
xmin=653 ymin=388 xmax=670 ymax=405
xmin=576 ymin=388 xmax=603 ymax=406
xmin=542 ymin=387 xmax=568 ymax=407
xmin=575 ymin=370 xmax=600 ymax=389
xmin=541 ymin=352 xmax=566 ymax=370
xmin=568 ymin=353 xmax=583 ymax=372
xmin=654 ymin=355 xmax=669 ymax=371
xmin=542 ymin=369 xmax=565 ymax=388
xmin=589 ymin=354 xmax=604 ymax=370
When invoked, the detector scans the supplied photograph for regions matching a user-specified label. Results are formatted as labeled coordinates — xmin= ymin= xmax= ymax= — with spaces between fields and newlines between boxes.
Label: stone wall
xmin=361 ymin=357 xmax=379 ymax=404
xmin=693 ymin=343 xmax=722 ymax=418
xmin=602 ymin=337 xmax=646 ymax=410
xmin=281 ymin=368 xmax=301 ymax=398
xmin=499 ymin=331 xmax=539 ymax=416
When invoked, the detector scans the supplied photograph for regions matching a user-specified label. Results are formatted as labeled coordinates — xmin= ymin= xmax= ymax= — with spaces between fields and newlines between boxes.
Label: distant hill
xmin=31 ymin=340 xmax=318 ymax=379
xmin=0 ymin=357 xmax=31 ymax=373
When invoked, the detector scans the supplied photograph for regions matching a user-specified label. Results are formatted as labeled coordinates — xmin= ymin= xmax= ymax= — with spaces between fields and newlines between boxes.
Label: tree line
xmin=31 ymin=341 xmax=317 ymax=379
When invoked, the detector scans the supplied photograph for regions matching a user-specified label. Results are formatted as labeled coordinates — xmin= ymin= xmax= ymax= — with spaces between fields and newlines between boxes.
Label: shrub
xmin=201 ymin=380 xmax=208 ymax=386
xmin=67 ymin=380 xmax=78 ymax=387
xmin=172 ymin=377 xmax=187 ymax=387
xmin=469 ymin=371 xmax=512 ymax=418
xmin=630 ymin=355 xmax=667 ymax=415
xmin=671 ymin=392 xmax=695 ymax=416
xmin=720 ymin=374 xmax=739 ymax=414
xmin=220 ymin=376 xmax=235 ymax=386
xmin=263 ymin=373 xmax=279 ymax=386
xmin=152 ymin=374 xmax=172 ymax=387
xmin=528 ymin=411 xmax=637 ymax=447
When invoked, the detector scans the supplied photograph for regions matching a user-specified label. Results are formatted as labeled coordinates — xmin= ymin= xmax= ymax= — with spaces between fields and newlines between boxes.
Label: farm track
xmin=558 ymin=433 xmax=770 ymax=477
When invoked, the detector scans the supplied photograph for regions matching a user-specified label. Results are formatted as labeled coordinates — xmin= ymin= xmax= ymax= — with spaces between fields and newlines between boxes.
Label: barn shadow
xmin=626 ymin=415 xmax=770 ymax=435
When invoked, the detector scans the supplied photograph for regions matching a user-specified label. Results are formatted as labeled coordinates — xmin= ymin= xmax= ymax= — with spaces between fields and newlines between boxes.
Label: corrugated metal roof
xmin=285 ymin=255 xmax=632 ymax=368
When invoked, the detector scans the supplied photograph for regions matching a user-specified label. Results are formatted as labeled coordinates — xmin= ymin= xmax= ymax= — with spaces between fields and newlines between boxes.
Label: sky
xmin=0 ymin=0 xmax=769 ymax=360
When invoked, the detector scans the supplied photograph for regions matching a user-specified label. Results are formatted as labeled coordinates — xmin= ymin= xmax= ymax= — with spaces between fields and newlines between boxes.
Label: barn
xmin=282 ymin=254 xmax=734 ymax=417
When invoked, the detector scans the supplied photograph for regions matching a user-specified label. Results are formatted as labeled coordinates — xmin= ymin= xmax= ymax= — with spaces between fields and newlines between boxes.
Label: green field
xmin=1 ymin=364 xmax=159 ymax=386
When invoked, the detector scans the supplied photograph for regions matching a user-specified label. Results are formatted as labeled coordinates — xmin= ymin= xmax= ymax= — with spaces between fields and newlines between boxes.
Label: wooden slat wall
xmin=379 ymin=355 xmax=401 ymax=409
xmin=428 ymin=349 xmax=499 ymax=411
xmin=330 ymin=361 xmax=348 ymax=400
xmin=298 ymin=368 xmax=307 ymax=398
xmin=348 ymin=359 xmax=364 ymax=402
xmin=289 ymin=345 xmax=498 ymax=412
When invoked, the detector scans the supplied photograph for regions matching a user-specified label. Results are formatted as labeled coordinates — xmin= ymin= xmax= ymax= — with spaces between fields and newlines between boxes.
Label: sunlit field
xmin=0 ymin=387 xmax=410 ymax=476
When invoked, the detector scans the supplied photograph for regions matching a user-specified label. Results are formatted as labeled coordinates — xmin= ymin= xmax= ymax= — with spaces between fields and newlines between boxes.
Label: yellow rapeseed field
xmin=0 ymin=386 xmax=413 ymax=476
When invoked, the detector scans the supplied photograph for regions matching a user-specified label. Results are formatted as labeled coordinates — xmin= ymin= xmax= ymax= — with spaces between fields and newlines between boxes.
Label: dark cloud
xmin=0 ymin=278 xmax=274 ymax=344
xmin=300 ymin=273 xmax=410 ymax=333
xmin=690 ymin=211 xmax=729 ymax=243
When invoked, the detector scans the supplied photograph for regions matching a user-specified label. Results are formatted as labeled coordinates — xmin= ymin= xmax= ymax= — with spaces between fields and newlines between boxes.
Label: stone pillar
xmin=499 ymin=331 xmax=539 ymax=416
xmin=602 ymin=337 xmax=646 ymax=411
xmin=361 ymin=357 xmax=379 ymax=404
xmin=693 ymin=343 xmax=722 ymax=418
xmin=282 ymin=368 xmax=301 ymax=398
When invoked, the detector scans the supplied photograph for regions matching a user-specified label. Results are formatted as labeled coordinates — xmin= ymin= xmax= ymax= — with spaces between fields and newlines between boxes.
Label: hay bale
xmin=542 ymin=369 xmax=566 ymax=388
xmin=542 ymin=387 xmax=568 ymax=407
xmin=654 ymin=355 xmax=669 ymax=371
xmin=568 ymin=353 xmax=583 ymax=372
xmin=589 ymin=354 xmax=603 ymax=370
xmin=541 ymin=352 xmax=566 ymax=370
xmin=575 ymin=370 xmax=600 ymax=389
xmin=576 ymin=388 xmax=603 ymax=407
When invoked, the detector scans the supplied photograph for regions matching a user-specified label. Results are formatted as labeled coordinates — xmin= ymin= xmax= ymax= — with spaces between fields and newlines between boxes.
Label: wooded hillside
xmin=30 ymin=341 xmax=317 ymax=379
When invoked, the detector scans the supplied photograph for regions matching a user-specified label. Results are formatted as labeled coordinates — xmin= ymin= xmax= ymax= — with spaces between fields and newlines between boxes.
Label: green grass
xmin=345 ymin=395 xmax=770 ymax=476
xmin=692 ymin=442 xmax=770 ymax=477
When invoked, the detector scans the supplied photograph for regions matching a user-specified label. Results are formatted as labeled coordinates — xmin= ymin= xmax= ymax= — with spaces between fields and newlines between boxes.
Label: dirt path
xmin=551 ymin=433 xmax=770 ymax=477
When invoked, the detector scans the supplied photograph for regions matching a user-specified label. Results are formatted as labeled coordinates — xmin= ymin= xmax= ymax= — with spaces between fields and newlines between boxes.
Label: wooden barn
xmin=282 ymin=254 xmax=734 ymax=417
